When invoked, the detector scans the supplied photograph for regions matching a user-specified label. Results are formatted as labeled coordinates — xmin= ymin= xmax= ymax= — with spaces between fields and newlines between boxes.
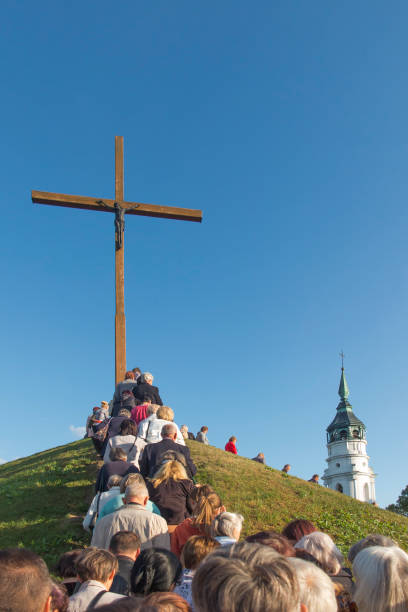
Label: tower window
xmin=336 ymin=463 xmax=340 ymax=468
xmin=340 ymin=430 xmax=347 ymax=440
xmin=336 ymin=483 xmax=343 ymax=493
xmin=353 ymin=429 xmax=359 ymax=438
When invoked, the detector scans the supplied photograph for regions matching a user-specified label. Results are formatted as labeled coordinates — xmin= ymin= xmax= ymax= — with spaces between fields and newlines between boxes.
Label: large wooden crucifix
xmin=32 ymin=136 xmax=202 ymax=384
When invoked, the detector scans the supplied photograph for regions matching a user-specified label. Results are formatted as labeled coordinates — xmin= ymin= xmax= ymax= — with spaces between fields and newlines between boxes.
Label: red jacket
xmin=225 ymin=441 xmax=237 ymax=454
xmin=130 ymin=403 xmax=149 ymax=425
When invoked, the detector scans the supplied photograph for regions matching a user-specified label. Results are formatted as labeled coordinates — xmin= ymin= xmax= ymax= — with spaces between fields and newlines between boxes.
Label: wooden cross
xmin=32 ymin=136 xmax=202 ymax=384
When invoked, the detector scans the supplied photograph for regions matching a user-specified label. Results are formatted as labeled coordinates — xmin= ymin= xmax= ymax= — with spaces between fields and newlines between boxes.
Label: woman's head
xmin=282 ymin=519 xmax=317 ymax=543
xmin=192 ymin=491 xmax=223 ymax=534
xmin=228 ymin=436 xmax=236 ymax=443
xmin=246 ymin=531 xmax=295 ymax=557
xmin=157 ymin=406 xmax=174 ymax=422
xmin=294 ymin=532 xmax=343 ymax=575
xmin=181 ymin=536 xmax=220 ymax=570
xmin=151 ymin=461 xmax=188 ymax=487
xmin=211 ymin=513 xmax=244 ymax=541
xmin=348 ymin=534 xmax=398 ymax=563
xmin=120 ymin=419 xmax=137 ymax=437
xmin=130 ymin=548 xmax=182 ymax=597
xmin=353 ymin=545 xmax=408 ymax=612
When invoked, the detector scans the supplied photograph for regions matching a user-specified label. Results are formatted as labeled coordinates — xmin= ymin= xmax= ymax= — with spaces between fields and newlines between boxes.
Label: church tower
xmin=322 ymin=364 xmax=376 ymax=503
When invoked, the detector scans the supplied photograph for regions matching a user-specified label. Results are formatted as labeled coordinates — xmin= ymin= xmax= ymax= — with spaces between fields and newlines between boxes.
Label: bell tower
xmin=322 ymin=360 xmax=376 ymax=503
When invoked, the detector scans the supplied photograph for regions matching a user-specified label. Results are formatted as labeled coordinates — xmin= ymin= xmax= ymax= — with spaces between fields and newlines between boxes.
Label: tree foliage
xmin=386 ymin=485 xmax=408 ymax=517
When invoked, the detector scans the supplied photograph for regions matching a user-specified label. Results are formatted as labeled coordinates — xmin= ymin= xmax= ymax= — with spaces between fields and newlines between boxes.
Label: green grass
xmin=0 ymin=438 xmax=407 ymax=568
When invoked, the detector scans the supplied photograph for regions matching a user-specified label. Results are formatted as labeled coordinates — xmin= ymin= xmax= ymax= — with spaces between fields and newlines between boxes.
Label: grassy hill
xmin=0 ymin=438 xmax=407 ymax=568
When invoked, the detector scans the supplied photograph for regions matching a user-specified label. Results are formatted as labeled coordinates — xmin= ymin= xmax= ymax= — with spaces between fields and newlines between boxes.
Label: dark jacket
xmin=95 ymin=461 xmax=139 ymax=493
xmin=147 ymin=479 xmax=196 ymax=525
xmin=133 ymin=382 xmax=163 ymax=406
xmin=110 ymin=556 xmax=134 ymax=596
xmin=112 ymin=380 xmax=138 ymax=416
xmin=140 ymin=438 xmax=197 ymax=480
xmin=329 ymin=567 xmax=354 ymax=592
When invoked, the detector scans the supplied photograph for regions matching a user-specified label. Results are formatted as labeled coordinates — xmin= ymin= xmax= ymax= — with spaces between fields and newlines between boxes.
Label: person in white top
xmin=83 ymin=474 xmax=122 ymax=533
xmin=138 ymin=406 xmax=185 ymax=445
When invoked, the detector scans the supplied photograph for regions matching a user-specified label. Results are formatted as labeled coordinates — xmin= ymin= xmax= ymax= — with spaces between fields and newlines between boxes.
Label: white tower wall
xmin=323 ymin=439 xmax=376 ymax=502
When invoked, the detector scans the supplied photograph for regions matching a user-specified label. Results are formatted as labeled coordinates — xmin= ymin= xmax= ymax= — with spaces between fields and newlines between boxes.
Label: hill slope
xmin=0 ymin=438 xmax=407 ymax=567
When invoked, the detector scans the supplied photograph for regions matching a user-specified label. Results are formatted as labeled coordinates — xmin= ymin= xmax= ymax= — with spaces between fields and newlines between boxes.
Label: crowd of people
xmin=1 ymin=368 xmax=407 ymax=611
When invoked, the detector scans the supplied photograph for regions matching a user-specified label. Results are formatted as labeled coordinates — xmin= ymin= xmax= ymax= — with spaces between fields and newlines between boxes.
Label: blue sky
xmin=1 ymin=1 xmax=408 ymax=508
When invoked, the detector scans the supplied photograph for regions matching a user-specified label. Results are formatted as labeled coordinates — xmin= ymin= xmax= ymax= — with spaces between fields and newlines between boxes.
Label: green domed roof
xmin=326 ymin=368 xmax=366 ymax=436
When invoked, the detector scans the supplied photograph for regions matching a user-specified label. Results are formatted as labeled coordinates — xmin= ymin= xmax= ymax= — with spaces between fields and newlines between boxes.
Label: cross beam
xmin=32 ymin=136 xmax=202 ymax=384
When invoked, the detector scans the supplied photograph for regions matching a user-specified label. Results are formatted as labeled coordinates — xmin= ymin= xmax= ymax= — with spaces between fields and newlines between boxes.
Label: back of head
xmin=161 ymin=423 xmax=177 ymax=438
xmin=120 ymin=418 xmax=137 ymax=437
xmin=144 ymin=372 xmax=154 ymax=383
xmin=108 ymin=474 xmax=123 ymax=488
xmin=55 ymin=549 xmax=84 ymax=578
xmin=282 ymin=519 xmax=317 ymax=543
xmin=110 ymin=446 xmax=128 ymax=461
xmin=157 ymin=406 xmax=174 ymax=422
xmin=109 ymin=531 xmax=141 ymax=556
xmin=147 ymin=404 xmax=159 ymax=416
xmin=289 ymin=557 xmax=337 ymax=612
xmin=246 ymin=531 xmax=295 ymax=557
xmin=125 ymin=482 xmax=149 ymax=502
xmin=131 ymin=548 xmax=182 ymax=597
xmin=152 ymin=460 xmax=188 ymax=486
xmin=120 ymin=472 xmax=146 ymax=494
xmin=76 ymin=547 xmax=118 ymax=583
xmin=348 ymin=533 xmax=398 ymax=563
xmin=118 ymin=409 xmax=132 ymax=418
xmin=200 ymin=426 xmax=208 ymax=433
xmin=295 ymin=531 xmax=344 ymax=575
xmin=142 ymin=591 xmax=192 ymax=611
xmin=353 ymin=545 xmax=408 ymax=612
xmin=192 ymin=541 xmax=300 ymax=612
xmin=192 ymin=491 xmax=223 ymax=533
xmin=212 ymin=512 xmax=244 ymax=540
xmin=0 ymin=548 xmax=52 ymax=612
xmin=181 ymin=536 xmax=221 ymax=570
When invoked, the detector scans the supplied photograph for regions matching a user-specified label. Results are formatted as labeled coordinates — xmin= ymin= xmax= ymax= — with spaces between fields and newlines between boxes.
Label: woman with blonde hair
xmin=352 ymin=545 xmax=408 ymax=612
xmin=147 ymin=460 xmax=196 ymax=532
xmin=171 ymin=489 xmax=225 ymax=558
xmin=139 ymin=405 xmax=185 ymax=446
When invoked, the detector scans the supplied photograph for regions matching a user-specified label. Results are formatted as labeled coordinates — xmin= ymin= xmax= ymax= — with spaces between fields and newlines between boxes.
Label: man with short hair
xmin=68 ymin=548 xmax=124 ymax=610
xmin=98 ymin=473 xmax=161 ymax=521
xmin=109 ymin=531 xmax=141 ymax=595
xmin=91 ymin=483 xmax=170 ymax=551
xmin=139 ymin=423 xmax=197 ymax=479
xmin=133 ymin=371 xmax=163 ymax=405
xmin=308 ymin=474 xmax=319 ymax=484
xmin=0 ymin=548 xmax=53 ymax=612
xmin=95 ymin=447 xmax=139 ymax=493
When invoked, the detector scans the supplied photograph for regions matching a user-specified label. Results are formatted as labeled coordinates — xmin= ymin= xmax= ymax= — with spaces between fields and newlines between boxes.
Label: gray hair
xmin=118 ymin=409 xmax=131 ymax=417
xmin=348 ymin=534 xmax=398 ymax=563
xmin=353 ymin=546 xmax=408 ymax=612
xmin=120 ymin=473 xmax=145 ymax=494
xmin=144 ymin=372 xmax=154 ymax=383
xmin=192 ymin=542 xmax=300 ymax=612
xmin=161 ymin=423 xmax=177 ymax=438
xmin=147 ymin=404 xmax=159 ymax=416
xmin=211 ymin=512 xmax=244 ymax=539
xmin=124 ymin=482 xmax=148 ymax=501
xmin=288 ymin=557 xmax=337 ymax=612
xmin=295 ymin=532 xmax=344 ymax=575
xmin=107 ymin=474 xmax=122 ymax=488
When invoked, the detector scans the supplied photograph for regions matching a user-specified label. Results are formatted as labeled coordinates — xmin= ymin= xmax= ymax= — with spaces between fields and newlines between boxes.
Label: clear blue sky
xmin=1 ymin=1 xmax=407 ymax=508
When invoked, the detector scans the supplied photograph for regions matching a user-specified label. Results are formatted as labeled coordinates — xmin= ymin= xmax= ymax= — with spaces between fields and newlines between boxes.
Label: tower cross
xmin=32 ymin=136 xmax=202 ymax=384
xmin=340 ymin=350 xmax=345 ymax=369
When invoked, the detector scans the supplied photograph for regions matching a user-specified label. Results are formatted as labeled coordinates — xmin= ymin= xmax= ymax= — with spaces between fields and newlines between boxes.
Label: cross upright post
xmin=115 ymin=136 xmax=126 ymax=383
xmin=32 ymin=136 xmax=202 ymax=384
